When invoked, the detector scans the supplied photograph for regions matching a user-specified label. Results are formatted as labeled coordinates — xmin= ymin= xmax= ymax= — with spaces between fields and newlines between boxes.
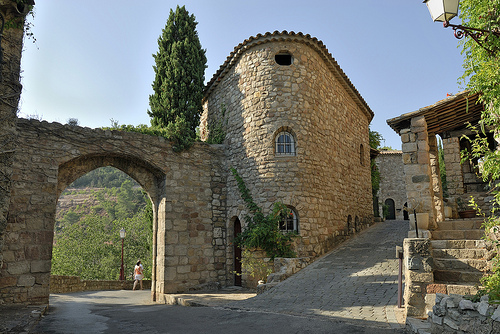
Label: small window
xmin=276 ymin=131 xmax=296 ymax=156
xmin=279 ymin=207 xmax=298 ymax=232
xmin=275 ymin=53 xmax=293 ymax=66
xmin=360 ymin=144 xmax=364 ymax=165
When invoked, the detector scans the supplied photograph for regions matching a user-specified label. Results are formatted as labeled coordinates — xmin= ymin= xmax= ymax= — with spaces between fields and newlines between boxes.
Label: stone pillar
xmin=404 ymin=238 xmax=434 ymax=318
xmin=0 ymin=1 xmax=27 ymax=271
xmin=429 ymin=135 xmax=444 ymax=225
xmin=442 ymin=137 xmax=464 ymax=197
xmin=401 ymin=116 xmax=436 ymax=228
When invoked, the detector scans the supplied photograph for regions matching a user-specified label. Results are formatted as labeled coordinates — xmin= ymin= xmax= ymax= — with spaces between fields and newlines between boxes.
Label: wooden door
xmin=234 ymin=218 xmax=242 ymax=286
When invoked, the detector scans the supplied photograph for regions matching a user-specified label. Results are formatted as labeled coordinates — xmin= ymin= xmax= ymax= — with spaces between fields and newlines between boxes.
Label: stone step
xmin=434 ymin=269 xmax=484 ymax=284
xmin=432 ymin=248 xmax=487 ymax=260
xmin=430 ymin=239 xmax=486 ymax=250
xmin=436 ymin=220 xmax=484 ymax=231
xmin=434 ymin=258 xmax=489 ymax=271
xmin=431 ymin=229 xmax=484 ymax=240
xmin=430 ymin=282 xmax=481 ymax=296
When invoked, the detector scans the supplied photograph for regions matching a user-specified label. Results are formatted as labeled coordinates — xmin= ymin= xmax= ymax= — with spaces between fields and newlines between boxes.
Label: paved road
xmin=224 ymin=219 xmax=409 ymax=330
xmin=32 ymin=220 xmax=408 ymax=333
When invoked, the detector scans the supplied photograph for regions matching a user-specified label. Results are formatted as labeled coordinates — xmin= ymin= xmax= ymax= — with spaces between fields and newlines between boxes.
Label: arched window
xmin=276 ymin=132 xmax=296 ymax=156
xmin=279 ymin=207 xmax=299 ymax=232
xmin=360 ymin=144 xmax=365 ymax=165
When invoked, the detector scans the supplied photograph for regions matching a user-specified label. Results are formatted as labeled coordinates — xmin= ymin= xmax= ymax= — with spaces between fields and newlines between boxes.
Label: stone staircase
xmin=430 ymin=218 xmax=491 ymax=296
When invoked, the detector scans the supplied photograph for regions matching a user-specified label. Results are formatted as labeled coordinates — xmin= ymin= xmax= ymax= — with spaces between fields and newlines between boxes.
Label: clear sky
xmin=19 ymin=0 xmax=466 ymax=150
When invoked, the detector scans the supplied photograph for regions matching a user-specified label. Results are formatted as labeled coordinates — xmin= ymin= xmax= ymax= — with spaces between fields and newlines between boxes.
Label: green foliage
xmin=238 ymin=249 xmax=273 ymax=281
xmin=369 ymin=129 xmax=382 ymax=212
xmin=371 ymin=159 xmax=380 ymax=197
xmin=369 ymin=129 xmax=383 ymax=149
xmin=205 ymin=104 xmax=227 ymax=144
xmin=53 ymin=170 xmax=153 ymax=280
xmin=438 ymin=138 xmax=448 ymax=197
xmin=458 ymin=0 xmax=500 ymax=301
xmin=68 ymin=166 xmax=139 ymax=189
xmin=147 ymin=5 xmax=207 ymax=148
xmin=230 ymin=168 xmax=297 ymax=259
xmin=103 ymin=120 xmax=194 ymax=152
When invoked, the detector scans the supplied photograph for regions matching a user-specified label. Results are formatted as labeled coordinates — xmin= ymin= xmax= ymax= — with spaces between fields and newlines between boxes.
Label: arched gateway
xmin=0 ymin=119 xmax=227 ymax=304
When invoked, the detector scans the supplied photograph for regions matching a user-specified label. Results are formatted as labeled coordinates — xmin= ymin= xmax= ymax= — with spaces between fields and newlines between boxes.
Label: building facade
xmin=201 ymin=31 xmax=375 ymax=273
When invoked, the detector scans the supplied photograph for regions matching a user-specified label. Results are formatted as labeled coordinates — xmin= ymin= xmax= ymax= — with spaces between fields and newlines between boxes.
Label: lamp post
xmin=423 ymin=0 xmax=500 ymax=55
xmin=119 ymin=228 xmax=126 ymax=281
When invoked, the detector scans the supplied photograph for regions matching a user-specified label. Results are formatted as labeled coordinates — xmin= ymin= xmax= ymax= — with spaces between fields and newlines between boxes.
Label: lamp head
xmin=423 ymin=0 xmax=460 ymax=22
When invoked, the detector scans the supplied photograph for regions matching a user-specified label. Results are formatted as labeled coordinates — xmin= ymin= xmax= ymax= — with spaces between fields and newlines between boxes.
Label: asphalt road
xmin=31 ymin=290 xmax=404 ymax=334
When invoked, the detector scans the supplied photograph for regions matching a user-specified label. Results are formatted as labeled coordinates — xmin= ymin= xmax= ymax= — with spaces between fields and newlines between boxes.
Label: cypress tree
xmin=148 ymin=5 xmax=207 ymax=145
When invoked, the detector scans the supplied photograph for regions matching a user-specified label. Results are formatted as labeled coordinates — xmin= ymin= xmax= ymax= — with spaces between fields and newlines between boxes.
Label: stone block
xmin=31 ymin=260 xmax=51 ymax=273
xmin=427 ymin=284 xmax=447 ymax=294
xmin=17 ymin=275 xmax=36 ymax=287
xmin=7 ymin=261 xmax=29 ymax=275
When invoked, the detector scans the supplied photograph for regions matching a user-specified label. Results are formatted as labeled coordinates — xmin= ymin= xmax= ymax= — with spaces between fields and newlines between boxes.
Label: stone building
xmin=387 ymin=91 xmax=489 ymax=227
xmin=201 ymin=31 xmax=375 ymax=276
xmin=375 ymin=150 xmax=408 ymax=220
xmin=0 ymin=31 xmax=376 ymax=305
xmin=387 ymin=92 xmax=493 ymax=318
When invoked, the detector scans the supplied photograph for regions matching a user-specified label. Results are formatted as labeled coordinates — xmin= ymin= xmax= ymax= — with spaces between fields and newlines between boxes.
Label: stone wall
xmin=376 ymin=150 xmax=407 ymax=220
xmin=0 ymin=2 xmax=27 ymax=282
xmin=202 ymin=33 xmax=374 ymax=273
xmin=442 ymin=137 xmax=492 ymax=216
xmin=49 ymin=275 xmax=152 ymax=293
xmin=427 ymin=293 xmax=500 ymax=333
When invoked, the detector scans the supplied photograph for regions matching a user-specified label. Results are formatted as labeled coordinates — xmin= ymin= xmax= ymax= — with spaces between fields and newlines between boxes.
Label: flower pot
xmin=458 ymin=210 xmax=476 ymax=218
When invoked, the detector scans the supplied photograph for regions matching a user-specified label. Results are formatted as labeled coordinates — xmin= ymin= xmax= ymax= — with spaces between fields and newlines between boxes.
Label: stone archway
xmin=384 ymin=198 xmax=396 ymax=220
xmin=1 ymin=119 xmax=227 ymax=305
xmin=56 ymin=154 xmax=165 ymax=301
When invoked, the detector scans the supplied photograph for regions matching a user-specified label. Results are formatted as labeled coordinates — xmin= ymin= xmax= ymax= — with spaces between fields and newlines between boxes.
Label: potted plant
xmin=456 ymin=197 xmax=477 ymax=218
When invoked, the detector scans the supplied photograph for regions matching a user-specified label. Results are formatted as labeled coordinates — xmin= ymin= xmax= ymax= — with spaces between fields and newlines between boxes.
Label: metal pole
xmin=120 ymin=238 xmax=125 ymax=280
xmin=413 ymin=209 xmax=419 ymax=238
xmin=397 ymin=247 xmax=403 ymax=308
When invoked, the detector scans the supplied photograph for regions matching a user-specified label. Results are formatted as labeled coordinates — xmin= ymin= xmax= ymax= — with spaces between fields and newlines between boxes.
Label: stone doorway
xmin=385 ymin=198 xmax=396 ymax=220
xmin=234 ymin=218 xmax=242 ymax=286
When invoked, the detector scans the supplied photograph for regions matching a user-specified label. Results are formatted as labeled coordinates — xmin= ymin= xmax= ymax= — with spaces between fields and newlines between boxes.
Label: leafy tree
xmin=369 ymin=129 xmax=383 ymax=149
xmin=52 ymin=209 xmax=153 ymax=280
xmin=457 ymin=0 xmax=500 ymax=301
xmin=53 ymin=171 xmax=153 ymax=280
xmin=148 ymin=5 xmax=207 ymax=150
xmin=369 ymin=130 xmax=383 ymax=216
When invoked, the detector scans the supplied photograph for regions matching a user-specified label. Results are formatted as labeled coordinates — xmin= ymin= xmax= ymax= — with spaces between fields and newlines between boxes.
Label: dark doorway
xmin=234 ymin=218 xmax=242 ymax=286
xmin=384 ymin=198 xmax=396 ymax=220
xmin=403 ymin=202 xmax=409 ymax=220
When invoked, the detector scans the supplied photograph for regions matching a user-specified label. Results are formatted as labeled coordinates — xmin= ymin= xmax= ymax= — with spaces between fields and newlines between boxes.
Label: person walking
xmin=133 ymin=260 xmax=144 ymax=290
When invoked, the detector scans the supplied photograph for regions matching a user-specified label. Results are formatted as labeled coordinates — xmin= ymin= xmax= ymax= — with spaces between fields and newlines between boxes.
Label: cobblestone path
xmin=225 ymin=220 xmax=409 ymax=330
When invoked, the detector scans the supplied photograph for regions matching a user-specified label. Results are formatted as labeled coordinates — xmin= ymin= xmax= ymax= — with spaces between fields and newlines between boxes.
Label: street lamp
xmin=423 ymin=0 xmax=500 ymax=55
xmin=119 ymin=228 xmax=126 ymax=281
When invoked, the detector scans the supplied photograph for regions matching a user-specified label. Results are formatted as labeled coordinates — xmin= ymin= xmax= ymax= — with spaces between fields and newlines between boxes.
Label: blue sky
xmin=19 ymin=0 xmax=466 ymax=149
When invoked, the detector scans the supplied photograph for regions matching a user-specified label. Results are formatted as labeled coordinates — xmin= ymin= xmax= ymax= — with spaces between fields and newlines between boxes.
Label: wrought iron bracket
xmin=444 ymin=21 xmax=500 ymax=55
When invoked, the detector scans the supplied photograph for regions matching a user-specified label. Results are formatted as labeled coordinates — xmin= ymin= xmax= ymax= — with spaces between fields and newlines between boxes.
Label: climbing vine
xmin=205 ymin=103 xmax=227 ymax=144
xmin=230 ymin=168 xmax=298 ymax=259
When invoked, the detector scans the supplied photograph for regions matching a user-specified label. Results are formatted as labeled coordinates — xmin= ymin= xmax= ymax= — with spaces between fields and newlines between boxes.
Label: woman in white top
xmin=133 ymin=260 xmax=144 ymax=290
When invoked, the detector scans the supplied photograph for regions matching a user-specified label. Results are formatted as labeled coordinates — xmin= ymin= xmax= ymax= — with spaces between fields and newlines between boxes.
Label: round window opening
xmin=275 ymin=53 xmax=293 ymax=66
